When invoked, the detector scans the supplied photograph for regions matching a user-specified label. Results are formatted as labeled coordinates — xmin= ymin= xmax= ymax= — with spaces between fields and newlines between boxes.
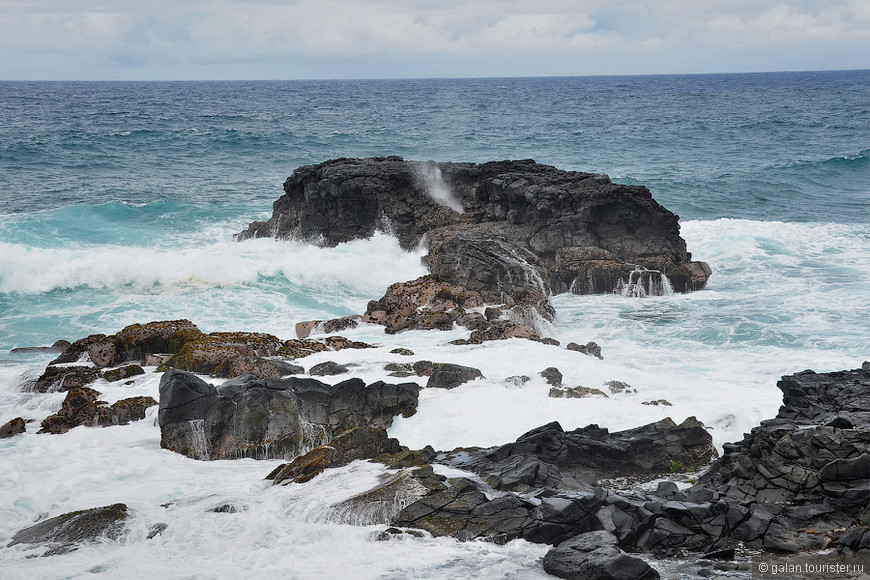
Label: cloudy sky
xmin=1 ymin=0 xmax=867 ymax=80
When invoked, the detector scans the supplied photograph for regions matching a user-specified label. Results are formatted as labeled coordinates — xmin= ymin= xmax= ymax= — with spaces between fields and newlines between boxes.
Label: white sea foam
xmin=1 ymin=219 xmax=868 ymax=578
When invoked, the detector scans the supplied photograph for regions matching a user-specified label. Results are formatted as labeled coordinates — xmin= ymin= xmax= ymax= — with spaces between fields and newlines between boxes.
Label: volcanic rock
xmin=237 ymin=157 xmax=710 ymax=296
xmin=158 ymin=369 xmax=420 ymax=460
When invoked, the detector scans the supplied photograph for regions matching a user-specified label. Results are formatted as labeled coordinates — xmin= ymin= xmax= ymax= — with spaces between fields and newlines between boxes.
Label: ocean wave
xmin=0 ymin=233 xmax=428 ymax=296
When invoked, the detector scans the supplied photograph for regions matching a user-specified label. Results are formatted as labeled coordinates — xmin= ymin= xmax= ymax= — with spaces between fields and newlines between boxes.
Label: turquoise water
xmin=0 ymin=71 xmax=868 ymax=579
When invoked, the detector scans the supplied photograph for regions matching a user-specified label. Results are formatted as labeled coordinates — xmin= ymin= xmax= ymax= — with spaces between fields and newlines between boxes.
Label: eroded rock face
xmin=158 ymin=370 xmax=420 ymax=461
xmin=237 ymin=157 xmax=710 ymax=296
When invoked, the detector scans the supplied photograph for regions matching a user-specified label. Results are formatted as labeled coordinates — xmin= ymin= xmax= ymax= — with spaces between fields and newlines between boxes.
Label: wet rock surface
xmin=158 ymin=369 xmax=420 ymax=460
xmin=38 ymin=387 xmax=157 ymax=434
xmin=0 ymin=416 xmax=26 ymax=438
xmin=7 ymin=504 xmax=129 ymax=556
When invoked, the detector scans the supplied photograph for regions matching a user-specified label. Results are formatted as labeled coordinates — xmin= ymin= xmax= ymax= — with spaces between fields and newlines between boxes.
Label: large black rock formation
xmin=237 ymin=157 xmax=711 ymax=296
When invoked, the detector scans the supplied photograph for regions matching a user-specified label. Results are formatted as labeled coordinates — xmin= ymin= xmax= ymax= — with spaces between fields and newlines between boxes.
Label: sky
xmin=0 ymin=0 xmax=867 ymax=80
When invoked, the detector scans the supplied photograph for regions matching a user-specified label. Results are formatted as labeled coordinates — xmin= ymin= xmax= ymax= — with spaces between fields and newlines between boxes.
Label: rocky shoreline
xmin=4 ymin=159 xmax=868 ymax=577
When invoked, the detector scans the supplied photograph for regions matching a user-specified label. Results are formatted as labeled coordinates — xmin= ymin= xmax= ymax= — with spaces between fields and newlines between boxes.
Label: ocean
xmin=1 ymin=71 xmax=868 ymax=578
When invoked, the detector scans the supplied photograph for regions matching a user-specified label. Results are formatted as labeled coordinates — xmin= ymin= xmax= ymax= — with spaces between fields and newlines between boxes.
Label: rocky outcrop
xmin=50 ymin=319 xmax=202 ymax=367
xmin=38 ymin=387 xmax=157 ymax=434
xmin=686 ymin=364 xmax=870 ymax=553
xmin=158 ymin=370 xmax=420 ymax=460
xmin=7 ymin=504 xmax=129 ymax=556
xmin=237 ymin=157 xmax=710 ymax=296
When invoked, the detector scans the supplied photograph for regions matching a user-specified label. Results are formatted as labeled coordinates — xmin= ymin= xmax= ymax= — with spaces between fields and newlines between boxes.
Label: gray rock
xmin=542 ymin=530 xmax=661 ymax=580
xmin=7 ymin=504 xmax=129 ymax=556
xmin=158 ymin=370 xmax=419 ymax=460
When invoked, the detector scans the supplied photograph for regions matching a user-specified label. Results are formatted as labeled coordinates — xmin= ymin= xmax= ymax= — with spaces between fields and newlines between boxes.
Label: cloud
xmin=0 ymin=0 xmax=866 ymax=79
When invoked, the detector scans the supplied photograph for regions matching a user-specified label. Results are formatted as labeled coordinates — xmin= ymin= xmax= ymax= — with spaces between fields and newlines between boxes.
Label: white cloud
xmin=0 ymin=0 xmax=866 ymax=79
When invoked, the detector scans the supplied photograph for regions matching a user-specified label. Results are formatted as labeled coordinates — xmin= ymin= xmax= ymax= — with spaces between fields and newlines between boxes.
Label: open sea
xmin=1 ymin=71 xmax=868 ymax=578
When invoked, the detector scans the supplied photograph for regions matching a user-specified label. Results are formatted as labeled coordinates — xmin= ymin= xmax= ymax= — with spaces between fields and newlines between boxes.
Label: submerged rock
xmin=158 ymin=370 xmax=420 ymax=460
xmin=7 ymin=504 xmax=129 ymax=556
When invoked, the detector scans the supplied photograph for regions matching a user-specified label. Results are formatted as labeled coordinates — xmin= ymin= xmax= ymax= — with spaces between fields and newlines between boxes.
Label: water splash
xmin=188 ymin=419 xmax=210 ymax=461
xmin=412 ymin=161 xmax=464 ymax=213
xmin=615 ymin=269 xmax=674 ymax=297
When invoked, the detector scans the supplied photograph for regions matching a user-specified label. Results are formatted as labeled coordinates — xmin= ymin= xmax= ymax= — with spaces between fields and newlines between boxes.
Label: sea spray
xmin=412 ymin=161 xmax=465 ymax=213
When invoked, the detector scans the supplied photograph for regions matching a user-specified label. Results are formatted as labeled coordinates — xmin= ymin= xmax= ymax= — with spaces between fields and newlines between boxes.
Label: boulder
xmin=158 ymin=332 xmax=303 ymax=379
xmin=158 ymin=370 xmax=420 ymax=460
xmin=10 ymin=340 xmax=70 ymax=354
xmin=542 ymin=530 xmax=661 ymax=580
xmin=0 ymin=417 xmax=26 ymax=438
xmin=426 ymin=363 xmax=484 ymax=390
xmin=7 ymin=504 xmax=129 ymax=556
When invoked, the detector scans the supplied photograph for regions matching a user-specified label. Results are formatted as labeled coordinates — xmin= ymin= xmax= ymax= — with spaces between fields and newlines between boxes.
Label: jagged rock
xmin=237 ymin=157 xmax=711 ymax=295
xmin=38 ymin=387 xmax=157 ymax=434
xmin=390 ymin=348 xmax=414 ymax=356
xmin=50 ymin=320 xmax=202 ymax=368
xmin=412 ymin=360 xmax=437 ymax=376
xmin=309 ymin=361 xmax=349 ymax=376
xmin=7 ymin=504 xmax=129 ymax=556
xmin=268 ymin=428 xmax=404 ymax=484
xmin=295 ymin=315 xmax=361 ymax=339
xmin=31 ymin=365 xmax=101 ymax=393
xmin=542 ymin=530 xmax=661 ymax=580
xmin=158 ymin=370 xmax=420 ymax=460
xmin=426 ymin=363 xmax=484 ymax=389
xmin=567 ymin=341 xmax=603 ymax=360
xmin=691 ymin=365 xmax=870 ymax=551
xmin=102 ymin=364 xmax=145 ymax=382
xmin=0 ymin=417 xmax=26 ymax=438
xmin=467 ymin=418 xmax=714 ymax=483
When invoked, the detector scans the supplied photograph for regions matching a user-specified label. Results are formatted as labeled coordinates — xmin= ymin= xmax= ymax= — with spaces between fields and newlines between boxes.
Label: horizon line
xmin=2 ymin=68 xmax=867 ymax=84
